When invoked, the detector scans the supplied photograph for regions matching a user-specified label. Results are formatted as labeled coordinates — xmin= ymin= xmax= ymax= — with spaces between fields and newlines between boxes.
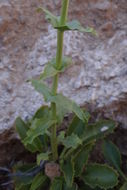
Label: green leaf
xmin=67 ymin=115 xmax=87 ymax=137
xmin=79 ymin=183 xmax=102 ymax=190
xmin=81 ymin=120 xmax=116 ymax=144
xmin=102 ymin=140 xmax=127 ymax=181
xmin=82 ymin=163 xmax=118 ymax=189
xmin=50 ymin=178 xmax=63 ymax=190
xmin=60 ymin=133 xmax=82 ymax=149
xmin=40 ymin=56 xmax=72 ymax=80
xmin=33 ymin=106 xmax=50 ymax=119
xmin=61 ymin=159 xmax=75 ymax=187
xmin=74 ymin=143 xmax=93 ymax=176
xmin=60 ymin=56 xmax=72 ymax=71
xmin=37 ymin=152 xmax=50 ymax=165
xmin=30 ymin=173 xmax=47 ymax=190
xmin=15 ymin=184 xmax=30 ymax=190
xmin=40 ymin=62 xmax=58 ymax=80
xmin=15 ymin=117 xmax=43 ymax=153
xmin=32 ymin=79 xmax=89 ymax=122
xmin=56 ymin=20 xmax=97 ymax=35
xmin=102 ymin=140 xmax=121 ymax=169
xmin=120 ymin=182 xmax=127 ymax=190
xmin=63 ymin=183 xmax=78 ymax=190
xmin=37 ymin=7 xmax=59 ymax=28
xmin=15 ymin=117 xmax=29 ymax=140
xmin=31 ymin=79 xmax=52 ymax=102
xmin=52 ymin=94 xmax=89 ymax=122
xmin=23 ymin=118 xmax=55 ymax=145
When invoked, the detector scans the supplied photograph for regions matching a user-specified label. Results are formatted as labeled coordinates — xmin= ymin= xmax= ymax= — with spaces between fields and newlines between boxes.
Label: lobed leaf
xmin=82 ymin=163 xmax=118 ymax=189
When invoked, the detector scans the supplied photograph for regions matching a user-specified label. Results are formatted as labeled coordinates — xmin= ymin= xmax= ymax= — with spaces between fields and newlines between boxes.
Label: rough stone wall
xmin=0 ymin=0 xmax=127 ymax=134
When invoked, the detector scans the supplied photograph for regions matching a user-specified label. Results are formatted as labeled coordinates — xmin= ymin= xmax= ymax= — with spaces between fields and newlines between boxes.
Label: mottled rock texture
xmin=0 ymin=0 xmax=127 ymax=136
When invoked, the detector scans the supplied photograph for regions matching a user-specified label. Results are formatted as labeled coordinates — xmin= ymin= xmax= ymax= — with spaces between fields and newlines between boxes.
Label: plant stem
xmin=51 ymin=0 xmax=69 ymax=161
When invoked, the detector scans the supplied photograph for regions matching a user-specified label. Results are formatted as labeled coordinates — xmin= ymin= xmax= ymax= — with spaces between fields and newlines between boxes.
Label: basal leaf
xmin=120 ymin=182 xmax=127 ymax=190
xmin=102 ymin=140 xmax=121 ymax=169
xmin=30 ymin=173 xmax=47 ymax=190
xmin=79 ymin=183 xmax=102 ymax=190
xmin=61 ymin=133 xmax=82 ymax=149
xmin=61 ymin=159 xmax=75 ymax=187
xmin=82 ymin=163 xmax=118 ymax=189
xmin=81 ymin=120 xmax=116 ymax=144
xmin=102 ymin=140 xmax=127 ymax=181
xmin=37 ymin=152 xmax=50 ymax=165
xmin=50 ymin=178 xmax=63 ymax=190
xmin=74 ymin=143 xmax=93 ymax=176
xmin=23 ymin=119 xmax=54 ymax=145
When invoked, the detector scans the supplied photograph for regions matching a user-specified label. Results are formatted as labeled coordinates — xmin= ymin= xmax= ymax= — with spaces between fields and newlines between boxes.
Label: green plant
xmin=14 ymin=1 xmax=125 ymax=189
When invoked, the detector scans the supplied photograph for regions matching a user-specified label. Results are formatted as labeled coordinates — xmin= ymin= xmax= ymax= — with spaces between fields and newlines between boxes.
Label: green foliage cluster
xmin=14 ymin=1 xmax=127 ymax=189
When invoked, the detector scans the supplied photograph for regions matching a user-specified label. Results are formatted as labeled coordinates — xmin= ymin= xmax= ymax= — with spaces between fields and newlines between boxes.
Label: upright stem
xmin=51 ymin=0 xmax=69 ymax=161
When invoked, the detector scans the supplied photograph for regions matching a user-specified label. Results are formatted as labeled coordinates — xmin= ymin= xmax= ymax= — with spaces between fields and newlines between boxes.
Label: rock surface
xmin=0 ymin=0 xmax=127 ymax=136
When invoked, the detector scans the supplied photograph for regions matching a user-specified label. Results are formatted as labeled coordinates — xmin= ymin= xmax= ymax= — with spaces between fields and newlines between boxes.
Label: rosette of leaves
xmin=14 ymin=0 xmax=121 ymax=190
